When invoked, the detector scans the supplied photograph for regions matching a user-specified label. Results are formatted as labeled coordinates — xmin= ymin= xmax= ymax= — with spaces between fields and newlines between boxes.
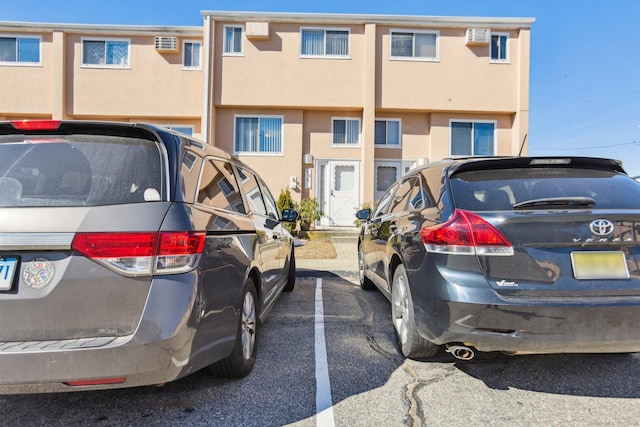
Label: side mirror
xmin=281 ymin=208 xmax=299 ymax=223
xmin=355 ymin=208 xmax=371 ymax=221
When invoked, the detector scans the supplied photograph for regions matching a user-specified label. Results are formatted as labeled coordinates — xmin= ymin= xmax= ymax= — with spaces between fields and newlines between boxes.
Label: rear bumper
xmin=408 ymin=269 xmax=640 ymax=354
xmin=428 ymin=297 xmax=640 ymax=353
xmin=0 ymin=273 xmax=237 ymax=394
xmin=0 ymin=330 xmax=195 ymax=394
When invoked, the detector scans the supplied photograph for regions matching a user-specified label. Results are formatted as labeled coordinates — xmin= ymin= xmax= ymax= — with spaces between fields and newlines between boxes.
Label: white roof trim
xmin=0 ymin=21 xmax=203 ymax=36
xmin=201 ymin=11 xmax=535 ymax=29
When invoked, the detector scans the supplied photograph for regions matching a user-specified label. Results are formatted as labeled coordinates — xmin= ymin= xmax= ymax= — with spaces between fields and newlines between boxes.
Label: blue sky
xmin=5 ymin=1 xmax=640 ymax=174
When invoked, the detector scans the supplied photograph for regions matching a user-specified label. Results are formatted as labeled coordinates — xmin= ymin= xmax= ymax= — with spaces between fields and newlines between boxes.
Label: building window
xmin=0 ymin=35 xmax=40 ymax=64
xmin=224 ymin=26 xmax=243 ymax=55
xmin=491 ymin=33 xmax=509 ymax=63
xmin=450 ymin=121 xmax=495 ymax=156
xmin=332 ymin=118 xmax=360 ymax=145
xmin=390 ymin=30 xmax=438 ymax=60
xmin=376 ymin=164 xmax=399 ymax=193
xmin=82 ymin=38 xmax=129 ymax=67
xmin=164 ymin=125 xmax=194 ymax=136
xmin=234 ymin=116 xmax=283 ymax=154
xmin=183 ymin=41 xmax=201 ymax=68
xmin=374 ymin=160 xmax=415 ymax=201
xmin=301 ymin=28 xmax=349 ymax=57
xmin=375 ymin=119 xmax=401 ymax=146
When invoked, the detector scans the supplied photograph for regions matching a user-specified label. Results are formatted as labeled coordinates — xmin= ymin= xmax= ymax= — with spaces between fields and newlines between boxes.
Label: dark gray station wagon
xmin=0 ymin=120 xmax=297 ymax=393
xmin=357 ymin=156 xmax=640 ymax=361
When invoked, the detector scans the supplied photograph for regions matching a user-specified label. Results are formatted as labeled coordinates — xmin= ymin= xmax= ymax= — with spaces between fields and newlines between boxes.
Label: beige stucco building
xmin=0 ymin=11 xmax=534 ymax=227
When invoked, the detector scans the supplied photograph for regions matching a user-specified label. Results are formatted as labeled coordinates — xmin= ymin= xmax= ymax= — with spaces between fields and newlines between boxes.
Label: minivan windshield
xmin=450 ymin=168 xmax=640 ymax=211
xmin=0 ymin=135 xmax=163 ymax=207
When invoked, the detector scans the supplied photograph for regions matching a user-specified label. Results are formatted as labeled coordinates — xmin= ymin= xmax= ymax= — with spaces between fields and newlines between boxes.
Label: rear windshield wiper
xmin=513 ymin=197 xmax=596 ymax=210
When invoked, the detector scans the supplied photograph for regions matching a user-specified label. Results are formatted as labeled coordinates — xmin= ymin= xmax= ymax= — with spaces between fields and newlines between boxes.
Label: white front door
xmin=318 ymin=160 xmax=360 ymax=227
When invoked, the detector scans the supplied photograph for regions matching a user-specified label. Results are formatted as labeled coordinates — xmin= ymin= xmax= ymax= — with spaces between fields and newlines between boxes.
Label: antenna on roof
xmin=518 ymin=133 xmax=528 ymax=157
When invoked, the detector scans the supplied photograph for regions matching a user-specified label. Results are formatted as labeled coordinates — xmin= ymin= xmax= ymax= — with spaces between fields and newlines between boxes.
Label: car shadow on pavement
xmin=453 ymin=351 xmax=640 ymax=398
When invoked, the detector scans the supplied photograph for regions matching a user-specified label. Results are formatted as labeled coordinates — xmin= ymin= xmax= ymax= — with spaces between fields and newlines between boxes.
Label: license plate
xmin=0 ymin=257 xmax=18 ymax=291
xmin=571 ymin=251 xmax=629 ymax=280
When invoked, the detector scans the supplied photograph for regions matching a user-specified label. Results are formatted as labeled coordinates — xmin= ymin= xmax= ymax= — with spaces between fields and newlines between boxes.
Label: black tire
xmin=358 ymin=244 xmax=375 ymax=290
xmin=209 ymin=280 xmax=258 ymax=378
xmin=391 ymin=265 xmax=439 ymax=359
xmin=283 ymin=248 xmax=295 ymax=292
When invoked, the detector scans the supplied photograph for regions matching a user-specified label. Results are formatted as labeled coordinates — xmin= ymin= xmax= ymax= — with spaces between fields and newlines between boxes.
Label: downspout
xmin=202 ymin=15 xmax=213 ymax=144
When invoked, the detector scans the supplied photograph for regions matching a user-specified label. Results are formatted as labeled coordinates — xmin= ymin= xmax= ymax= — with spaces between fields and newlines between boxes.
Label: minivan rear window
xmin=0 ymin=135 xmax=163 ymax=207
xmin=451 ymin=168 xmax=640 ymax=211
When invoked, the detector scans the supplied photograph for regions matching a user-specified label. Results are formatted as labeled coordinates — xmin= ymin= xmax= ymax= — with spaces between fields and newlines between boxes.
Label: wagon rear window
xmin=451 ymin=168 xmax=640 ymax=211
xmin=0 ymin=135 xmax=163 ymax=207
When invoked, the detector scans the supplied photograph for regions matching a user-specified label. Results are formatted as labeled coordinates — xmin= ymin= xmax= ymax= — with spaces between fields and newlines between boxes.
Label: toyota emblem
xmin=590 ymin=219 xmax=614 ymax=236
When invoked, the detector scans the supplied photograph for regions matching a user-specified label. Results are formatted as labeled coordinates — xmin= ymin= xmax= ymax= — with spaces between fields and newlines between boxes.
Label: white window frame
xmin=0 ymin=34 xmax=41 ymax=66
xmin=374 ymin=119 xmax=402 ymax=148
xmin=331 ymin=117 xmax=361 ymax=146
xmin=81 ymin=37 xmax=130 ymax=68
xmin=389 ymin=29 xmax=439 ymax=62
xmin=182 ymin=40 xmax=202 ymax=69
xmin=223 ymin=25 xmax=244 ymax=56
xmin=490 ymin=32 xmax=509 ymax=64
xmin=449 ymin=119 xmax=497 ymax=157
xmin=233 ymin=114 xmax=284 ymax=156
xmin=300 ymin=27 xmax=351 ymax=59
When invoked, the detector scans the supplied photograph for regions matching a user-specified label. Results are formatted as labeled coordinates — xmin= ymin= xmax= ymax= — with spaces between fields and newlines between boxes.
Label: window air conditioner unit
xmin=465 ymin=28 xmax=490 ymax=45
xmin=246 ymin=22 xmax=269 ymax=40
xmin=155 ymin=36 xmax=178 ymax=51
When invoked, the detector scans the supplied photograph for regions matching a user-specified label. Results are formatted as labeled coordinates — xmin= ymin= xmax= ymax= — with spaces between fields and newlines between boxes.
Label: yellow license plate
xmin=571 ymin=251 xmax=629 ymax=280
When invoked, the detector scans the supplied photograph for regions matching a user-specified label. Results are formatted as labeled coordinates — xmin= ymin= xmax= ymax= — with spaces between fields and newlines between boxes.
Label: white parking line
xmin=315 ymin=277 xmax=335 ymax=427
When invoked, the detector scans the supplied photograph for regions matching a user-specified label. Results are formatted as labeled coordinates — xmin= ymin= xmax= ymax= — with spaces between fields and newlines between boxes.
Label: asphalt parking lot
xmin=2 ymin=269 xmax=640 ymax=426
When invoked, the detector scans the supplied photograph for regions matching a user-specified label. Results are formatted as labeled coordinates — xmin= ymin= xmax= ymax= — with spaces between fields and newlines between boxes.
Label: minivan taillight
xmin=420 ymin=210 xmax=513 ymax=256
xmin=72 ymin=231 xmax=206 ymax=276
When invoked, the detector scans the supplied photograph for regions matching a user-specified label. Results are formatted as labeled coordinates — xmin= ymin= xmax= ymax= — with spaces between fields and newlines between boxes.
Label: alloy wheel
xmin=241 ymin=291 xmax=257 ymax=360
xmin=392 ymin=274 xmax=409 ymax=345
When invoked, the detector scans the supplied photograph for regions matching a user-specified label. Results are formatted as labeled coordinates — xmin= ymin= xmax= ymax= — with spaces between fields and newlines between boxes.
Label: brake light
xmin=420 ymin=210 xmax=513 ymax=256
xmin=72 ymin=231 xmax=206 ymax=276
xmin=10 ymin=120 xmax=62 ymax=131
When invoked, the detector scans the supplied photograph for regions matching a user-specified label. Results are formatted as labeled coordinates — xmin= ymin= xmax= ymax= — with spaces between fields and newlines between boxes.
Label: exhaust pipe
xmin=446 ymin=344 xmax=475 ymax=361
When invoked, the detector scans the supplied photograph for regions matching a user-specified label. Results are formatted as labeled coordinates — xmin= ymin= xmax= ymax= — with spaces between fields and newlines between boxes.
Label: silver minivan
xmin=0 ymin=120 xmax=298 ymax=393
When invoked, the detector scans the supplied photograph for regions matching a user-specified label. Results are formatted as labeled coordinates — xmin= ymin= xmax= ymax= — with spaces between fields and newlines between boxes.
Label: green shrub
xmin=297 ymin=197 xmax=323 ymax=230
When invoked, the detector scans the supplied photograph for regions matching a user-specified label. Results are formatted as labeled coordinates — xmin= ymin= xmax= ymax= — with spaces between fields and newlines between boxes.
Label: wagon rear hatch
xmin=447 ymin=157 xmax=640 ymax=298
xmin=0 ymin=121 xmax=172 ymax=342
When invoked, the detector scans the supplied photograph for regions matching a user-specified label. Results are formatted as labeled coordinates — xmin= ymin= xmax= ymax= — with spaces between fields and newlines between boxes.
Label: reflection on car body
xmin=357 ymin=156 xmax=640 ymax=361
xmin=0 ymin=120 xmax=298 ymax=393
